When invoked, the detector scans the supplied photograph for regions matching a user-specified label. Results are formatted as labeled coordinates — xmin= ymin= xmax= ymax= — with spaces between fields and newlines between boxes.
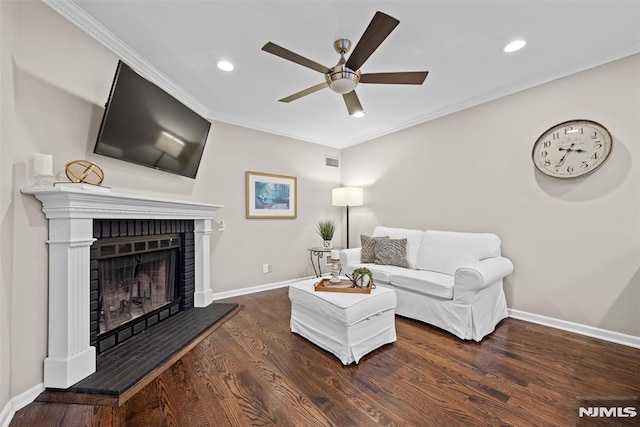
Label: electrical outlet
xmin=262 ymin=264 xmax=269 ymax=274
xmin=217 ymin=219 xmax=225 ymax=231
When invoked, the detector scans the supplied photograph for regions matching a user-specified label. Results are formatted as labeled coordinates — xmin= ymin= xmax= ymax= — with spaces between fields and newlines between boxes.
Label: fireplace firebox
xmin=90 ymin=219 xmax=195 ymax=353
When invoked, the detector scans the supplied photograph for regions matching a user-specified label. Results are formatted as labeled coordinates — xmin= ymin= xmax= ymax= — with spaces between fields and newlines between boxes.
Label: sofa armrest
xmin=453 ymin=257 xmax=513 ymax=299
xmin=339 ymin=248 xmax=362 ymax=271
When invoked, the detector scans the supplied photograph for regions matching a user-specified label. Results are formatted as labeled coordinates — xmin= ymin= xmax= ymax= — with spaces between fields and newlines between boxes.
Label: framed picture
xmin=246 ymin=171 xmax=297 ymax=219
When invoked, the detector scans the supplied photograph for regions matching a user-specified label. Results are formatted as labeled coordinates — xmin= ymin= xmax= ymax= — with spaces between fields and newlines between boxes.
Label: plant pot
xmin=355 ymin=275 xmax=370 ymax=288
xmin=323 ymin=240 xmax=332 ymax=249
xmin=351 ymin=268 xmax=373 ymax=288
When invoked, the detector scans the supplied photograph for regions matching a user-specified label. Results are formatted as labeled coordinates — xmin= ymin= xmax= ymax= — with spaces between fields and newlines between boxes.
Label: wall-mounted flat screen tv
xmin=94 ymin=60 xmax=211 ymax=179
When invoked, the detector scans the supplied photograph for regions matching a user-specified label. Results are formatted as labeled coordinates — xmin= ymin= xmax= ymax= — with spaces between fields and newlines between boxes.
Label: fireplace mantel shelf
xmin=22 ymin=186 xmax=223 ymax=220
xmin=22 ymin=186 xmax=223 ymax=389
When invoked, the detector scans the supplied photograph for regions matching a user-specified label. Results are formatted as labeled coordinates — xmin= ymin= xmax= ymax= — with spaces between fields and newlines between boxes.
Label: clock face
xmin=532 ymin=120 xmax=613 ymax=178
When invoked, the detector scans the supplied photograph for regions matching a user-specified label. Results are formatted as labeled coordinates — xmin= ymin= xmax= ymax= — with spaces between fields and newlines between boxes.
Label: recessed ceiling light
xmin=352 ymin=111 xmax=365 ymax=118
xmin=503 ymin=40 xmax=526 ymax=53
xmin=217 ymin=60 xmax=234 ymax=71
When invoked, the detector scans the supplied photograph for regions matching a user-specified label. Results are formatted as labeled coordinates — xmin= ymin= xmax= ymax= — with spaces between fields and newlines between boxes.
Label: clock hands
xmin=555 ymin=144 xmax=587 ymax=167
xmin=559 ymin=147 xmax=587 ymax=153
xmin=556 ymin=143 xmax=575 ymax=167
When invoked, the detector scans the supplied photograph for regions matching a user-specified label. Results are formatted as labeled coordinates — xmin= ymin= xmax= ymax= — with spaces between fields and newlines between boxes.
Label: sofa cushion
xmin=360 ymin=235 xmax=388 ymax=263
xmin=390 ymin=269 xmax=454 ymax=300
xmin=415 ymin=230 xmax=501 ymax=275
xmin=373 ymin=226 xmax=424 ymax=269
xmin=347 ymin=263 xmax=408 ymax=285
xmin=375 ymin=238 xmax=409 ymax=268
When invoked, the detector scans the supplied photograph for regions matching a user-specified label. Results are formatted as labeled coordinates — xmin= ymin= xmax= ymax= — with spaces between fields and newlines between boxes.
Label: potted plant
xmin=351 ymin=267 xmax=374 ymax=288
xmin=316 ymin=220 xmax=335 ymax=249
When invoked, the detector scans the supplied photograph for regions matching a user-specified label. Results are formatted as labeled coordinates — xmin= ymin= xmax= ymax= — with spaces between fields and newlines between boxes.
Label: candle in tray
xmin=330 ymin=249 xmax=339 ymax=260
xmin=34 ymin=153 xmax=53 ymax=177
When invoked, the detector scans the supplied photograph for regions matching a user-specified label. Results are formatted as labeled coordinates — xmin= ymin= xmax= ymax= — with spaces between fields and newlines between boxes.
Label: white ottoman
xmin=288 ymin=278 xmax=397 ymax=365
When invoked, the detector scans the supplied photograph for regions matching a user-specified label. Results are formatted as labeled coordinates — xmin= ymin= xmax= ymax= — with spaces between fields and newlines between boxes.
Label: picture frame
xmin=246 ymin=171 xmax=297 ymax=219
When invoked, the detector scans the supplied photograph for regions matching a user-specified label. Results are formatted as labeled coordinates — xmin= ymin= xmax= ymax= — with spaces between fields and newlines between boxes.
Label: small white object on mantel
xmin=34 ymin=153 xmax=53 ymax=175
xmin=33 ymin=153 xmax=54 ymax=186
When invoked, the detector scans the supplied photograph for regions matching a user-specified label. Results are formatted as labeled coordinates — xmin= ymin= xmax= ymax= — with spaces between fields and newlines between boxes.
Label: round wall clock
xmin=532 ymin=119 xmax=613 ymax=179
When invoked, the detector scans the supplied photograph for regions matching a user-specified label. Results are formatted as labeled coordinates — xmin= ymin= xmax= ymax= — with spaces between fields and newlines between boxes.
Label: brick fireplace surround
xmin=22 ymin=186 xmax=222 ymax=389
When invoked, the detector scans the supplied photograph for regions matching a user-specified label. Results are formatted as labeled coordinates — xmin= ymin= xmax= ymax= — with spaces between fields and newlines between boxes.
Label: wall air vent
xmin=325 ymin=156 xmax=340 ymax=168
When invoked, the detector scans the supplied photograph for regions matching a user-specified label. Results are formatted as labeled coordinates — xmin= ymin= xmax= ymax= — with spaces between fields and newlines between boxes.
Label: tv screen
xmin=94 ymin=61 xmax=211 ymax=179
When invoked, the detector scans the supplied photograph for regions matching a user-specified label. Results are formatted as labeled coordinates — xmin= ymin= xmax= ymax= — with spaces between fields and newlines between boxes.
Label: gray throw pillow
xmin=375 ymin=238 xmax=409 ymax=268
xmin=361 ymin=235 xmax=388 ymax=263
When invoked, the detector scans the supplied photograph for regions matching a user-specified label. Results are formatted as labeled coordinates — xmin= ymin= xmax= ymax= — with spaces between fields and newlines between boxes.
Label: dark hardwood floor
xmin=11 ymin=287 xmax=640 ymax=426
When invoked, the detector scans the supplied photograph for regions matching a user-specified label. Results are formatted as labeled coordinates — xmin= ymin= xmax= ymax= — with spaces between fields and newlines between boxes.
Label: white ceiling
xmin=51 ymin=1 xmax=640 ymax=149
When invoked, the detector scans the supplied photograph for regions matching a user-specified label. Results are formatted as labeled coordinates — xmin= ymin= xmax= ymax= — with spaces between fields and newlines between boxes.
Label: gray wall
xmin=341 ymin=53 xmax=640 ymax=337
xmin=0 ymin=0 xmax=340 ymax=411
xmin=203 ymin=121 xmax=342 ymax=293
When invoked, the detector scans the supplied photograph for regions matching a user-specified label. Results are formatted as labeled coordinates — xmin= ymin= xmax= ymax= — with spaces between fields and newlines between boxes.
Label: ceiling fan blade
xmin=345 ymin=11 xmax=399 ymax=72
xmin=278 ymin=82 xmax=328 ymax=103
xmin=360 ymin=71 xmax=429 ymax=85
xmin=343 ymin=91 xmax=364 ymax=116
xmin=262 ymin=42 xmax=331 ymax=74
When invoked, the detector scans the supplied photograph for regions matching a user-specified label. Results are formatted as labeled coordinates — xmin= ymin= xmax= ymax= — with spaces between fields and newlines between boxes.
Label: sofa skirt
xmin=390 ymin=281 xmax=508 ymax=341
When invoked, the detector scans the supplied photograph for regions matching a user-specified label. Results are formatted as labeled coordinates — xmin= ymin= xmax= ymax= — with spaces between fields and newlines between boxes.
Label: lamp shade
xmin=332 ymin=187 xmax=363 ymax=206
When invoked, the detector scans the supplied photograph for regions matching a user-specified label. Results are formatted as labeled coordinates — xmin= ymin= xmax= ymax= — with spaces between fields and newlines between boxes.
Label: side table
xmin=308 ymin=247 xmax=341 ymax=277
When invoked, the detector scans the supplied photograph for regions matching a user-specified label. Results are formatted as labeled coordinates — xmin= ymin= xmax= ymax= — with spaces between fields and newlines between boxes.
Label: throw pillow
xmin=360 ymin=235 xmax=388 ymax=263
xmin=375 ymin=238 xmax=410 ymax=268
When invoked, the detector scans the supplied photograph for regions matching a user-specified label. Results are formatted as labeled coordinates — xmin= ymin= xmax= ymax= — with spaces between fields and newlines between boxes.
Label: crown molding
xmin=338 ymin=45 xmax=640 ymax=149
xmin=42 ymin=0 xmax=210 ymax=118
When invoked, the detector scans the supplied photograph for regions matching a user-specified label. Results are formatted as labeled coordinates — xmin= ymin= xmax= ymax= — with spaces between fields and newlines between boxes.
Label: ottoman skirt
xmin=289 ymin=279 xmax=397 ymax=364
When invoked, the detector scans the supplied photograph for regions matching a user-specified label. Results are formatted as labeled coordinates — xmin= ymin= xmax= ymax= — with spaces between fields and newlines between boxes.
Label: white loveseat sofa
xmin=339 ymin=226 xmax=513 ymax=341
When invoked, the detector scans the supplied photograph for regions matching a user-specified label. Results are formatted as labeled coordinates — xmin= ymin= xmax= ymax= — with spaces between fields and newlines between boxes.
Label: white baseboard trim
xmin=509 ymin=309 xmax=640 ymax=349
xmin=0 ymin=383 xmax=44 ymax=427
xmin=211 ymin=276 xmax=314 ymax=301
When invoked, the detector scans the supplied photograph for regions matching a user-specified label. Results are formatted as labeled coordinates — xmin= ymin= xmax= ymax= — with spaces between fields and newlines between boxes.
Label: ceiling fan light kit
xmin=262 ymin=11 xmax=429 ymax=116
xmin=326 ymin=39 xmax=360 ymax=94
xmin=326 ymin=66 xmax=360 ymax=94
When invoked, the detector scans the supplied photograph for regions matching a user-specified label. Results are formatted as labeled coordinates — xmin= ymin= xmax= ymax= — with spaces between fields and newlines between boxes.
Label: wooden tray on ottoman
xmin=314 ymin=277 xmax=372 ymax=294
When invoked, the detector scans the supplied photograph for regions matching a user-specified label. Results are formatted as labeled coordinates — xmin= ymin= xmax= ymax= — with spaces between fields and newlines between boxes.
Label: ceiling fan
xmin=262 ymin=11 xmax=429 ymax=117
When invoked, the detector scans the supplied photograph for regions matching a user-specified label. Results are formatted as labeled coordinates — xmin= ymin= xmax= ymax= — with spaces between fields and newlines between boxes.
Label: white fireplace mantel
xmin=22 ymin=186 xmax=223 ymax=389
